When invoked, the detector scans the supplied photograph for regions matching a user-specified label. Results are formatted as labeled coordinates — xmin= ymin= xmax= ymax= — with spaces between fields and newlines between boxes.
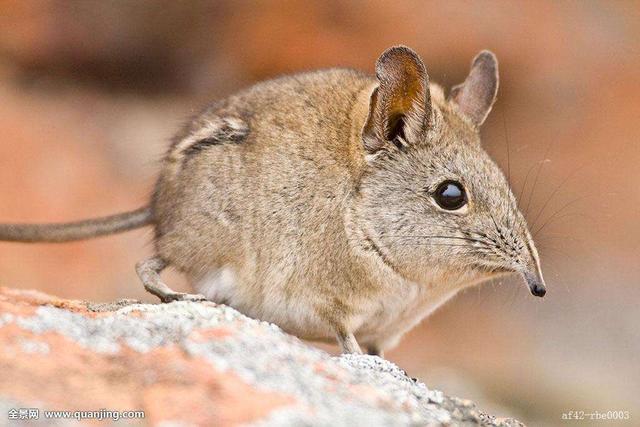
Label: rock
xmin=0 ymin=287 xmax=523 ymax=426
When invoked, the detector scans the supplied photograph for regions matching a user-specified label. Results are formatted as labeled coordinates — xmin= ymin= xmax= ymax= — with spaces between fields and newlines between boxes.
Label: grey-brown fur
xmin=0 ymin=46 xmax=546 ymax=355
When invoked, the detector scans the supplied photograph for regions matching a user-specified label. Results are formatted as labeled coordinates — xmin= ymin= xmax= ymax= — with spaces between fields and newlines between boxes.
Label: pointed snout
xmin=523 ymin=269 xmax=547 ymax=298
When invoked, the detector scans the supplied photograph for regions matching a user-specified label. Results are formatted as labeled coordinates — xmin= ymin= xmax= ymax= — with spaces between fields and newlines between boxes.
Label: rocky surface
xmin=0 ymin=287 xmax=523 ymax=426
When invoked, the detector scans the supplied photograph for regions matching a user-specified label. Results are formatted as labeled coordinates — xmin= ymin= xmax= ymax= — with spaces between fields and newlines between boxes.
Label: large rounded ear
xmin=450 ymin=50 xmax=499 ymax=126
xmin=362 ymin=46 xmax=432 ymax=154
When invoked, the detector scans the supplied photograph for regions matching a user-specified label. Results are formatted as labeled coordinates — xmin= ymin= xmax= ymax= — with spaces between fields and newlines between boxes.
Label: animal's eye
xmin=433 ymin=181 xmax=467 ymax=210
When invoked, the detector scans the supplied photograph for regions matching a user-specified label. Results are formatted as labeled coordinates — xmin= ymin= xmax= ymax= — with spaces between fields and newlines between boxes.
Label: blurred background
xmin=0 ymin=1 xmax=638 ymax=425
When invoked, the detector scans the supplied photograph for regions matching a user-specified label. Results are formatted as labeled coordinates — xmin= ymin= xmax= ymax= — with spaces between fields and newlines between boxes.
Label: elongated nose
xmin=523 ymin=269 xmax=547 ymax=298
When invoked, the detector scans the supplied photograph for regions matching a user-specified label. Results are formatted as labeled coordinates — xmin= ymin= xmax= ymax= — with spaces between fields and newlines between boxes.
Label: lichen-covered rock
xmin=0 ymin=287 xmax=523 ymax=426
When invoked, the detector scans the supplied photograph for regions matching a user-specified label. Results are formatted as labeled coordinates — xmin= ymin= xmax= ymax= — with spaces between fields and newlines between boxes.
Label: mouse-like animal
xmin=0 ymin=46 xmax=546 ymax=355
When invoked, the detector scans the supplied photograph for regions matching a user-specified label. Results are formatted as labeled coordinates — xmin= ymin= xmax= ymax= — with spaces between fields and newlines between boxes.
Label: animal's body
xmin=0 ymin=47 xmax=546 ymax=355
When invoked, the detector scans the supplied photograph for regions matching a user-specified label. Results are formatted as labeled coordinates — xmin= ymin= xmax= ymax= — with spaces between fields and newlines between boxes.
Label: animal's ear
xmin=450 ymin=50 xmax=499 ymax=126
xmin=362 ymin=46 xmax=432 ymax=154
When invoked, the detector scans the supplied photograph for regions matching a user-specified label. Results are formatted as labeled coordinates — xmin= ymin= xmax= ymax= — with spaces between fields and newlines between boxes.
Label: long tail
xmin=0 ymin=206 xmax=153 ymax=243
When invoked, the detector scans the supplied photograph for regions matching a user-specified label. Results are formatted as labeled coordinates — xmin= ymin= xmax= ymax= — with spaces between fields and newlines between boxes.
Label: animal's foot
xmin=160 ymin=292 xmax=208 ymax=303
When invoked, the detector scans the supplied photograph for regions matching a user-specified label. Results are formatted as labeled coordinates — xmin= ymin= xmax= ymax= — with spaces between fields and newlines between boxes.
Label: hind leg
xmin=135 ymin=255 xmax=207 ymax=303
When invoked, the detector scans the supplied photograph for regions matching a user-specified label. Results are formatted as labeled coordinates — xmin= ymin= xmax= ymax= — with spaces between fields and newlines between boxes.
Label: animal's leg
xmin=135 ymin=256 xmax=207 ymax=303
xmin=336 ymin=330 xmax=363 ymax=354
xmin=366 ymin=345 xmax=384 ymax=358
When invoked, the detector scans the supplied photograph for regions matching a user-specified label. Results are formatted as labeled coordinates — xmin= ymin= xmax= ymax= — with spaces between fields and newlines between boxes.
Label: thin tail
xmin=0 ymin=206 xmax=153 ymax=243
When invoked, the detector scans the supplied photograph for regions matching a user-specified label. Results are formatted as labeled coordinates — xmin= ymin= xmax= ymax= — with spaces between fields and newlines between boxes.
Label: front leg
xmin=336 ymin=329 xmax=363 ymax=354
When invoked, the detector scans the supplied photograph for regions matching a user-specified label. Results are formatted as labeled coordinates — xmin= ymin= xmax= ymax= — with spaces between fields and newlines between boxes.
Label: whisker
xmin=532 ymin=196 xmax=588 ymax=237
xmin=524 ymin=156 xmax=551 ymax=217
xmin=488 ymin=211 xmax=503 ymax=239
xmin=524 ymin=136 xmax=554 ymax=217
xmin=537 ymin=234 xmax=580 ymax=243
xmin=518 ymin=162 xmax=537 ymax=208
xmin=383 ymin=224 xmax=491 ymax=240
xmin=502 ymin=112 xmax=512 ymax=189
xmin=529 ymin=164 xmax=586 ymax=230
xmin=502 ymin=113 xmax=515 ymax=229
xmin=379 ymin=234 xmax=487 ymax=245
xmin=538 ymin=244 xmax=579 ymax=266
xmin=534 ymin=212 xmax=590 ymax=237
xmin=395 ymin=243 xmax=475 ymax=248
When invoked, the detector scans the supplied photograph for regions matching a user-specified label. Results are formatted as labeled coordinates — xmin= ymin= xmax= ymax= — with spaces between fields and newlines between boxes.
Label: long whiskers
xmin=517 ymin=162 xmax=537 ymax=209
xmin=503 ymin=113 xmax=512 ymax=189
xmin=532 ymin=194 xmax=590 ymax=237
xmin=533 ymin=212 xmax=590 ymax=237
xmin=378 ymin=233 xmax=503 ymax=258
xmin=529 ymin=163 xmax=586 ymax=231
xmin=502 ymin=112 xmax=515 ymax=229
xmin=379 ymin=234 xmax=486 ymax=245
xmin=524 ymin=139 xmax=554 ymax=217
xmin=397 ymin=243 xmax=480 ymax=248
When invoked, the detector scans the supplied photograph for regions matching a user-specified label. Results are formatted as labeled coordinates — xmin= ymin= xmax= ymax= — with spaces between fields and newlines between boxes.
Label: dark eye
xmin=433 ymin=180 xmax=467 ymax=210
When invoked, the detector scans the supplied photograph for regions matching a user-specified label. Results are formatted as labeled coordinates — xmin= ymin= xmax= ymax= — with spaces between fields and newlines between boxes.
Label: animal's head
xmin=355 ymin=46 xmax=545 ymax=297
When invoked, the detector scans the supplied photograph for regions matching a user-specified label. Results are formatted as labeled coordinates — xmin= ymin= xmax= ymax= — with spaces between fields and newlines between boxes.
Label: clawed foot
xmin=136 ymin=256 xmax=209 ymax=304
xmin=160 ymin=292 xmax=208 ymax=303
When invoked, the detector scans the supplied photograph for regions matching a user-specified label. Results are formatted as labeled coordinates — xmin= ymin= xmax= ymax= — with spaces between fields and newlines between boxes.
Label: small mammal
xmin=0 ymin=46 xmax=545 ymax=355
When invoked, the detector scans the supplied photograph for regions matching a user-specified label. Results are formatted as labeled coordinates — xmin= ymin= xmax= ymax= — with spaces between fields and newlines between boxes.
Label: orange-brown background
xmin=1 ymin=1 xmax=638 ymax=425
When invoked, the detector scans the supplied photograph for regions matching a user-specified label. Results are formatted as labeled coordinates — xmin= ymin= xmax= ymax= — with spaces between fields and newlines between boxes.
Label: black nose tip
xmin=523 ymin=270 xmax=547 ymax=298
xmin=531 ymin=284 xmax=546 ymax=297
